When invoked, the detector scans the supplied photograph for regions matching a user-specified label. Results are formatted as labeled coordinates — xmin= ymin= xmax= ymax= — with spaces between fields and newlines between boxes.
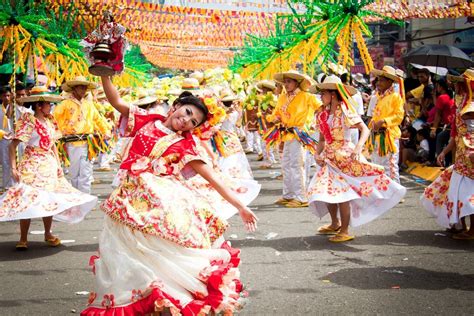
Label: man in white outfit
xmin=54 ymin=77 xmax=111 ymax=194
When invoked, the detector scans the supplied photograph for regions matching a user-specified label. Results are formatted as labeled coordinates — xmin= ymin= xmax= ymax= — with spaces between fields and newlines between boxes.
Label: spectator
xmin=431 ymin=78 xmax=455 ymax=166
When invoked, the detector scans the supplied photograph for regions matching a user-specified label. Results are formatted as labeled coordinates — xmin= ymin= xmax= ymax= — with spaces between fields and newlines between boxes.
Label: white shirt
xmin=419 ymin=139 xmax=429 ymax=152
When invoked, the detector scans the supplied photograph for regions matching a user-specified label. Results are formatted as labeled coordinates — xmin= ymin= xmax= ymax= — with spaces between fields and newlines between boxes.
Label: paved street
xmin=0 ymin=155 xmax=473 ymax=315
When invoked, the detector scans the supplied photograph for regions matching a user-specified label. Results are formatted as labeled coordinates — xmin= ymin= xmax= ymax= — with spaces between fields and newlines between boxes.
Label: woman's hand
xmin=2 ymin=132 xmax=12 ymax=140
xmin=351 ymin=145 xmax=362 ymax=160
xmin=437 ymin=151 xmax=446 ymax=167
xmin=238 ymin=206 xmax=258 ymax=232
xmin=11 ymin=167 xmax=20 ymax=183
xmin=314 ymin=153 xmax=325 ymax=167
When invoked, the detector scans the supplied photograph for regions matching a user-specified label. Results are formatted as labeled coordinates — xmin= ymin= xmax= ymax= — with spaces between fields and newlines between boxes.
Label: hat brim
xmin=256 ymin=83 xmax=276 ymax=92
xmin=18 ymin=95 xmax=64 ymax=104
xmin=133 ymin=96 xmax=158 ymax=107
xmin=222 ymin=96 xmax=238 ymax=102
xmin=274 ymin=72 xmax=313 ymax=91
xmin=62 ymin=80 xmax=98 ymax=92
xmin=447 ymin=74 xmax=465 ymax=83
xmin=316 ymin=83 xmax=357 ymax=96
xmin=370 ymin=69 xmax=399 ymax=81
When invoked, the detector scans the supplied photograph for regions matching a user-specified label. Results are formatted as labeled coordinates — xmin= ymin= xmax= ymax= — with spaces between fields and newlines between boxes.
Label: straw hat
xmin=370 ymin=65 xmax=399 ymax=81
xmin=133 ymin=95 xmax=158 ymax=107
xmin=316 ymin=73 xmax=326 ymax=84
xmin=352 ymin=73 xmax=367 ymax=85
xmin=168 ymin=88 xmax=183 ymax=96
xmin=316 ymin=75 xmax=357 ymax=96
xmin=395 ymin=69 xmax=406 ymax=79
xmin=61 ymin=76 xmax=98 ymax=92
xmin=220 ymin=88 xmax=239 ymax=102
xmin=189 ymin=71 xmax=204 ymax=84
xmin=18 ymin=86 xmax=63 ymax=104
xmin=274 ymin=70 xmax=314 ymax=91
xmin=448 ymin=68 xmax=474 ymax=83
xmin=182 ymin=78 xmax=200 ymax=90
xmin=256 ymin=79 xmax=276 ymax=92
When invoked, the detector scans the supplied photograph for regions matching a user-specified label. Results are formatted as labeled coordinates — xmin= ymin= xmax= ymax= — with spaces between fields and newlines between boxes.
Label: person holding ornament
xmin=81 ymin=76 xmax=258 ymax=315
xmin=53 ymin=76 xmax=111 ymax=194
xmin=308 ymin=76 xmax=406 ymax=242
xmin=367 ymin=66 xmax=405 ymax=184
xmin=421 ymin=69 xmax=474 ymax=240
xmin=0 ymin=87 xmax=97 ymax=250
xmin=266 ymin=70 xmax=321 ymax=208
xmin=243 ymin=90 xmax=263 ymax=160
xmin=256 ymin=80 xmax=279 ymax=169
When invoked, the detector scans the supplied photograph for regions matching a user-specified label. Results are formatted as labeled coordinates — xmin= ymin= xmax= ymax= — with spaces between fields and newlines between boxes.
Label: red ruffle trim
xmin=81 ymin=241 xmax=244 ymax=316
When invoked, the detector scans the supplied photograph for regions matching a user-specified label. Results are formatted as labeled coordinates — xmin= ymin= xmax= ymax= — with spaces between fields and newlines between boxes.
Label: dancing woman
xmin=307 ymin=76 xmax=406 ymax=242
xmin=0 ymin=87 xmax=97 ymax=250
xmin=81 ymin=76 xmax=258 ymax=315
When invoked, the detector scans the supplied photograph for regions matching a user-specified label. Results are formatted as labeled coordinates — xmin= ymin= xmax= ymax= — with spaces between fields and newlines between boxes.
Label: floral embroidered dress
xmin=0 ymin=113 xmax=97 ymax=223
xmin=82 ymin=107 xmax=249 ymax=316
xmin=307 ymin=107 xmax=406 ymax=226
xmin=421 ymin=100 xmax=474 ymax=228
xmin=190 ymin=110 xmax=260 ymax=220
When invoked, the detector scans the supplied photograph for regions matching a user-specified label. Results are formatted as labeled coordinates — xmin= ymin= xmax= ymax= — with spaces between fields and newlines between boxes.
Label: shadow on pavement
xmin=0 ymin=242 xmax=98 ymax=262
xmin=353 ymin=230 xmax=474 ymax=251
xmin=323 ymin=266 xmax=474 ymax=291
xmin=231 ymin=235 xmax=364 ymax=253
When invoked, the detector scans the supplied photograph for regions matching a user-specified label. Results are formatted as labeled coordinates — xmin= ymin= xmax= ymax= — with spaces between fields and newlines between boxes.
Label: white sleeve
xmin=367 ymin=94 xmax=378 ymax=117
xmin=420 ymin=139 xmax=429 ymax=151
xmin=353 ymin=92 xmax=365 ymax=115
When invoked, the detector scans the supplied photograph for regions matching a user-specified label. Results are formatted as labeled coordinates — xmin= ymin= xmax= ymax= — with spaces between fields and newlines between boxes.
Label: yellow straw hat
xmin=274 ymin=70 xmax=314 ymax=91
xmin=18 ymin=86 xmax=64 ymax=104
xmin=370 ymin=65 xmax=399 ymax=81
xmin=61 ymin=76 xmax=98 ymax=92
xmin=316 ymin=75 xmax=357 ymax=96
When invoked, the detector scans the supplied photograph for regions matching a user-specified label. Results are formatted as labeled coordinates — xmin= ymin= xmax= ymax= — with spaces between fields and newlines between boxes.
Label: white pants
xmin=245 ymin=131 xmax=262 ymax=154
xmin=67 ymin=143 xmax=94 ymax=194
xmin=262 ymin=143 xmax=277 ymax=164
xmin=371 ymin=139 xmax=400 ymax=183
xmin=0 ymin=139 xmax=13 ymax=188
xmin=282 ymin=139 xmax=307 ymax=202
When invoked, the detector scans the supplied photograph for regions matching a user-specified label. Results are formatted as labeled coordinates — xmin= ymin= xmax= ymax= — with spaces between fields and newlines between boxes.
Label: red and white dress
xmin=0 ymin=113 xmax=96 ymax=223
xmin=421 ymin=101 xmax=474 ymax=227
xmin=307 ymin=107 xmax=406 ymax=226
xmin=82 ymin=107 xmax=252 ymax=315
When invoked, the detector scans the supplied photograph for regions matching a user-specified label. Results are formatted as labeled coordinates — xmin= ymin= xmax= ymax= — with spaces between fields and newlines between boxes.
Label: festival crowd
xmin=0 ymin=63 xmax=473 ymax=315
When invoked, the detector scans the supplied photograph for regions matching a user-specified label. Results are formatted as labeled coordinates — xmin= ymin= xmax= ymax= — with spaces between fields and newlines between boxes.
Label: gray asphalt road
xmin=0 ymin=155 xmax=473 ymax=316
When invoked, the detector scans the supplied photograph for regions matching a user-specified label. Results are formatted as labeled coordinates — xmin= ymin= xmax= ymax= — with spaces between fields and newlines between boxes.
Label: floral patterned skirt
xmin=218 ymin=131 xmax=254 ymax=180
xmin=421 ymin=166 xmax=474 ymax=228
xmin=82 ymin=217 xmax=246 ymax=316
xmin=0 ymin=146 xmax=97 ymax=223
xmin=307 ymin=145 xmax=406 ymax=227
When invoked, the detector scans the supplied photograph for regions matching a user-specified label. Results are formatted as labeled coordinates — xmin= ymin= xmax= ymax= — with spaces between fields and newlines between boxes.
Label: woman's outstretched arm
xmin=100 ymin=76 xmax=129 ymax=117
xmin=188 ymin=160 xmax=258 ymax=232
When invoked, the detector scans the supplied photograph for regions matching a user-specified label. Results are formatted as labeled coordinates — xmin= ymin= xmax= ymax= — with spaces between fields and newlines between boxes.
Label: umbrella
xmin=410 ymin=63 xmax=448 ymax=76
xmin=403 ymin=44 xmax=473 ymax=69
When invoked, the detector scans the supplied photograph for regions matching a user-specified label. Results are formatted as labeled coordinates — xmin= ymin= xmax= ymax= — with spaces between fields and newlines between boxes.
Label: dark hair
xmin=435 ymin=78 xmax=453 ymax=99
xmin=403 ymin=126 xmax=417 ymax=137
xmin=340 ymin=73 xmax=351 ymax=85
xmin=16 ymin=83 xmax=26 ymax=91
xmin=223 ymin=100 xmax=233 ymax=107
xmin=176 ymin=95 xmax=208 ymax=126
xmin=418 ymin=68 xmax=431 ymax=76
xmin=0 ymin=86 xmax=11 ymax=94
xmin=417 ymin=128 xmax=429 ymax=139
xmin=178 ymin=91 xmax=193 ymax=98
xmin=422 ymin=84 xmax=434 ymax=99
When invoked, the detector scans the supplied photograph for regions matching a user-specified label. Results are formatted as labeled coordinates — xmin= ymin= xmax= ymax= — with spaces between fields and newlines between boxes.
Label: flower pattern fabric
xmin=421 ymin=102 xmax=474 ymax=227
xmin=0 ymin=114 xmax=96 ymax=223
xmin=308 ymin=107 xmax=406 ymax=227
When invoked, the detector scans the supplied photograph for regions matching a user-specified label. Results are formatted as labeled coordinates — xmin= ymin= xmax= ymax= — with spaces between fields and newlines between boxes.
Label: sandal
xmin=16 ymin=241 xmax=28 ymax=251
xmin=45 ymin=236 xmax=62 ymax=247
xmin=329 ymin=233 xmax=354 ymax=243
xmin=275 ymin=198 xmax=292 ymax=205
xmin=452 ymin=232 xmax=474 ymax=240
xmin=317 ymin=225 xmax=341 ymax=235
xmin=285 ymin=200 xmax=309 ymax=208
